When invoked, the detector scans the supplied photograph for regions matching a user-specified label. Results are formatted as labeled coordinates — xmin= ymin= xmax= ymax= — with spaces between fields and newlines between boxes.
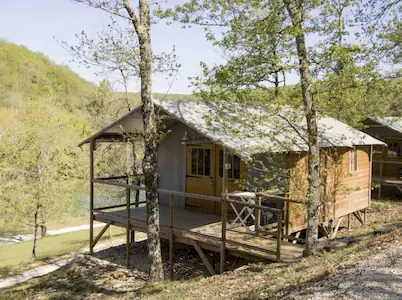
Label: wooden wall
xmin=286 ymin=146 xmax=372 ymax=233
xmin=332 ymin=146 xmax=371 ymax=219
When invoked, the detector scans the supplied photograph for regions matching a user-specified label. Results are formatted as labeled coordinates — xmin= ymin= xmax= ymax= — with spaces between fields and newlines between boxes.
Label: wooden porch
xmin=93 ymin=205 xmax=304 ymax=263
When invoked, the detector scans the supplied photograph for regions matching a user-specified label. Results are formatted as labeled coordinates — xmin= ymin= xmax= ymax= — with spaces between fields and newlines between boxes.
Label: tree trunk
xmin=32 ymin=208 xmax=39 ymax=258
xmin=124 ymin=0 xmax=164 ymax=282
xmin=40 ymin=224 xmax=47 ymax=237
xmin=40 ymin=216 xmax=47 ymax=237
xmin=284 ymin=1 xmax=321 ymax=255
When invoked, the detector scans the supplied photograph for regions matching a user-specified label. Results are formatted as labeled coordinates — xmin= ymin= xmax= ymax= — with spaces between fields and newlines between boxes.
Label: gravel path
xmin=285 ymin=242 xmax=402 ymax=300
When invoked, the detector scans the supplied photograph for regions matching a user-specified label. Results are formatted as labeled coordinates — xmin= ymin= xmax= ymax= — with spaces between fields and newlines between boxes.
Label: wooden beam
xmin=363 ymin=208 xmax=367 ymax=224
xmin=220 ymin=149 xmax=228 ymax=274
xmin=368 ymin=145 xmax=373 ymax=207
xmin=319 ymin=224 xmax=329 ymax=238
xmin=292 ymin=231 xmax=301 ymax=244
xmin=135 ymin=178 xmax=141 ymax=207
xmin=353 ymin=211 xmax=364 ymax=226
xmin=169 ymin=195 xmax=175 ymax=281
xmin=126 ymin=177 xmax=131 ymax=268
xmin=255 ymin=195 xmax=261 ymax=236
xmin=193 ymin=241 xmax=216 ymax=276
xmin=89 ymin=140 xmax=95 ymax=254
xmin=277 ymin=211 xmax=282 ymax=261
xmin=379 ymin=162 xmax=383 ymax=200
xmin=91 ymin=222 xmax=111 ymax=249
xmin=330 ymin=217 xmax=343 ymax=239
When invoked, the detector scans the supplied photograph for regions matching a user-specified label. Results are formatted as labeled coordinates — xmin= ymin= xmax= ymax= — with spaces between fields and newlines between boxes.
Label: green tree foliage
xmin=0 ymin=97 xmax=89 ymax=256
xmin=0 ymin=40 xmax=95 ymax=111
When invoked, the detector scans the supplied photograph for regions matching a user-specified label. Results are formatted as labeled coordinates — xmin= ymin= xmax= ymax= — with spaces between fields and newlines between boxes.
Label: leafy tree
xmin=72 ymin=0 xmax=170 ymax=281
xmin=157 ymin=0 xmax=400 ymax=254
xmin=0 ymin=97 xmax=89 ymax=257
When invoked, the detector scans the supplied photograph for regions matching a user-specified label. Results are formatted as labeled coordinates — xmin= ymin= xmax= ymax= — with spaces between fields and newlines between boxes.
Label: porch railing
xmin=90 ymin=175 xmax=303 ymax=278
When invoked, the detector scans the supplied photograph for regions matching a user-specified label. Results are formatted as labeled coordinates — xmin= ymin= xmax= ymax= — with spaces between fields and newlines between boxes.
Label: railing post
xmin=220 ymin=149 xmax=228 ymax=274
xmin=277 ymin=210 xmax=282 ymax=261
xmin=135 ymin=176 xmax=140 ymax=208
xmin=169 ymin=194 xmax=175 ymax=280
xmin=89 ymin=140 xmax=95 ymax=254
xmin=379 ymin=162 xmax=383 ymax=200
xmin=126 ymin=176 xmax=131 ymax=268
xmin=255 ymin=195 xmax=261 ymax=236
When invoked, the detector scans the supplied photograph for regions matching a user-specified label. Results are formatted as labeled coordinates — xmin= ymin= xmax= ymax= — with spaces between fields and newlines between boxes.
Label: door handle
xmin=209 ymin=177 xmax=214 ymax=186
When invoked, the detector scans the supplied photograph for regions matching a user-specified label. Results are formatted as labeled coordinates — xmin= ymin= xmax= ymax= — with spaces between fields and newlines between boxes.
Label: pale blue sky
xmin=0 ymin=0 xmax=226 ymax=94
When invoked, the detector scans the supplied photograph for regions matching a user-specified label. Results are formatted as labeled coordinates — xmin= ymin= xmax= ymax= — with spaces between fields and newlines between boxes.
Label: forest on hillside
xmin=0 ymin=40 xmax=194 ymax=237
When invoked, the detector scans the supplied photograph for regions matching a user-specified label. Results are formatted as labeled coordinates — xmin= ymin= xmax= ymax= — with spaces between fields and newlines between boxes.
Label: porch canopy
xmin=79 ymin=99 xmax=385 ymax=157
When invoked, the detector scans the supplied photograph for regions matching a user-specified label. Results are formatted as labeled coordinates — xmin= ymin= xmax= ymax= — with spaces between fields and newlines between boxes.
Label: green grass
xmin=0 ymin=225 xmax=125 ymax=278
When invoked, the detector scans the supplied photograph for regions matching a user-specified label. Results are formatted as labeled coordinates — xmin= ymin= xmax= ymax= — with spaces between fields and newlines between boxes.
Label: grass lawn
xmin=0 ymin=225 xmax=126 ymax=278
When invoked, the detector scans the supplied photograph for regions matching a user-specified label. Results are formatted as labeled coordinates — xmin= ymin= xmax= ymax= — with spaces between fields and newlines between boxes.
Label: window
xmin=190 ymin=148 xmax=211 ymax=176
xmin=350 ymin=148 xmax=358 ymax=172
xmin=219 ymin=150 xmax=241 ymax=179
xmin=387 ymin=141 xmax=402 ymax=158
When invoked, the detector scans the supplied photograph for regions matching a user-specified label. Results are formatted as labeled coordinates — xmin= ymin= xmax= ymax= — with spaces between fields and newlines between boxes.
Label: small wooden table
xmin=228 ymin=191 xmax=256 ymax=229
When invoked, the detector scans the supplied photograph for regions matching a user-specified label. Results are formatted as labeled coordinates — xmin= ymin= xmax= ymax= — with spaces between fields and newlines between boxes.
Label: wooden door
xmin=185 ymin=144 xmax=216 ymax=213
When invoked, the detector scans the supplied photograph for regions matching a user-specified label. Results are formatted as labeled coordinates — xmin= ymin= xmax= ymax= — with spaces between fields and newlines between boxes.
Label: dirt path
xmin=0 ymin=254 xmax=77 ymax=289
xmin=284 ymin=242 xmax=402 ymax=300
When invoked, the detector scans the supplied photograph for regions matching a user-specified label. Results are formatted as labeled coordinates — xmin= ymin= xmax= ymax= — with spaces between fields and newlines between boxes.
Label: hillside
xmin=0 ymin=40 xmax=196 ymax=121
xmin=0 ymin=40 xmax=96 ymax=112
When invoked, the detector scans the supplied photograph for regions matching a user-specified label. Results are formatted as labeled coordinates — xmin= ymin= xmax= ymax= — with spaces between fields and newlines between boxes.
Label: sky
xmin=0 ymin=0 xmax=225 ymax=94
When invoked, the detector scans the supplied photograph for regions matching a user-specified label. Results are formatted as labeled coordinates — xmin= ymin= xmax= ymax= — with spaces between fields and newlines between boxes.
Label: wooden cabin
xmin=362 ymin=117 xmax=402 ymax=199
xmin=78 ymin=100 xmax=384 ymax=274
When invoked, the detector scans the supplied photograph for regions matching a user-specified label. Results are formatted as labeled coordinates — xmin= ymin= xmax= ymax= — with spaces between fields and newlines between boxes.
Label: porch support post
xmin=169 ymin=194 xmax=175 ymax=280
xmin=255 ymin=195 xmax=261 ymax=236
xmin=126 ymin=177 xmax=131 ymax=267
xmin=379 ymin=162 xmax=383 ymax=200
xmin=220 ymin=149 xmax=228 ymax=274
xmin=368 ymin=145 xmax=373 ymax=206
xmin=277 ymin=210 xmax=282 ymax=261
xmin=89 ymin=139 xmax=95 ymax=254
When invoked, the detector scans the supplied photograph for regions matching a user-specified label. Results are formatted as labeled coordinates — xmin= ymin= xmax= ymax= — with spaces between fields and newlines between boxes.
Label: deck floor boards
xmin=94 ymin=205 xmax=304 ymax=261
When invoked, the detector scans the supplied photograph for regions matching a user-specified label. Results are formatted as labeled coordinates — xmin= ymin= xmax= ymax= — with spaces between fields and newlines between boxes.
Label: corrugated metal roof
xmin=155 ymin=100 xmax=385 ymax=158
xmin=372 ymin=117 xmax=402 ymax=133
xmin=79 ymin=99 xmax=385 ymax=158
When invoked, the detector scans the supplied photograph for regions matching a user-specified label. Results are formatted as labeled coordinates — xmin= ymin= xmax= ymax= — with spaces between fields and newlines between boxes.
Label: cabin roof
xmin=370 ymin=117 xmax=402 ymax=134
xmin=79 ymin=99 xmax=385 ymax=158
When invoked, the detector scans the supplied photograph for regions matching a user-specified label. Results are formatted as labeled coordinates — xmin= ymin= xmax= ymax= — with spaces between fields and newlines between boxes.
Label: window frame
xmin=189 ymin=147 xmax=212 ymax=177
xmin=219 ymin=150 xmax=241 ymax=179
xmin=350 ymin=148 xmax=358 ymax=172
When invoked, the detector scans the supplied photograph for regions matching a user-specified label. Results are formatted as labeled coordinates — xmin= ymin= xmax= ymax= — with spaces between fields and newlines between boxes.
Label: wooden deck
xmin=94 ymin=205 xmax=304 ymax=262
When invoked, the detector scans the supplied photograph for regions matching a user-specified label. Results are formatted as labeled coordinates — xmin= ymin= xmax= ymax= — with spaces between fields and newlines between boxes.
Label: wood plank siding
xmin=286 ymin=146 xmax=371 ymax=233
